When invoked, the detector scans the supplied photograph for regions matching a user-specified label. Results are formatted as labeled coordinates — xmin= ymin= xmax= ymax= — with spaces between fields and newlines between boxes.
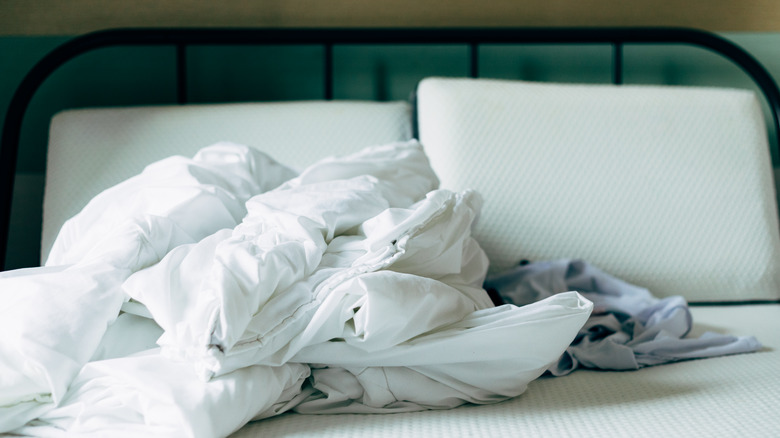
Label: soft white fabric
xmin=122 ymin=141 xmax=445 ymax=378
xmin=15 ymin=352 xmax=310 ymax=438
xmin=417 ymin=77 xmax=780 ymax=302
xmin=43 ymin=101 xmax=413 ymax=262
xmin=1 ymin=144 xmax=296 ymax=432
xmin=0 ymin=264 xmax=125 ymax=432
xmin=230 ymin=305 xmax=780 ymax=438
xmin=6 ymin=141 xmax=593 ymax=436
xmin=89 ymin=313 xmax=164 ymax=362
xmin=46 ymin=142 xmax=296 ymax=266
xmin=0 ymin=215 xmax=192 ymax=431
xmin=292 ymin=292 xmax=592 ymax=413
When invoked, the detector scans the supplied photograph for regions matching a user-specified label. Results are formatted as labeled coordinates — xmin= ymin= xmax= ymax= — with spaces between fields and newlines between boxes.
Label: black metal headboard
xmin=2 ymin=27 xmax=780 ymax=269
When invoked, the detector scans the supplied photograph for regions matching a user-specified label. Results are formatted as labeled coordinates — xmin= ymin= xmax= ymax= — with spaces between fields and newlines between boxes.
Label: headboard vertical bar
xmin=612 ymin=42 xmax=624 ymax=85
xmin=324 ymin=43 xmax=334 ymax=100
xmin=470 ymin=43 xmax=479 ymax=78
xmin=176 ymin=44 xmax=188 ymax=104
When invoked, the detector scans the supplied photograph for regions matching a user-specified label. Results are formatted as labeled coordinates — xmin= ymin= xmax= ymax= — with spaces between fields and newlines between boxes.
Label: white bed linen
xmin=230 ymin=304 xmax=780 ymax=438
xmin=4 ymin=141 xmax=593 ymax=437
xmin=292 ymin=293 xmax=591 ymax=413
xmin=0 ymin=264 xmax=126 ymax=432
xmin=43 ymin=101 xmax=413 ymax=262
xmin=46 ymin=142 xmax=297 ymax=267
xmin=14 ymin=353 xmax=310 ymax=438
xmin=2 ymin=143 xmax=297 ymax=433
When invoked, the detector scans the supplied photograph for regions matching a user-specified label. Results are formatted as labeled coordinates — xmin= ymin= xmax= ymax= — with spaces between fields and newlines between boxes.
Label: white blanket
xmin=2 ymin=141 xmax=592 ymax=437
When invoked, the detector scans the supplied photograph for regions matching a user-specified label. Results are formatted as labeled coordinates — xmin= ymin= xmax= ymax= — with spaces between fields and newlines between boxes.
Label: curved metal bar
xmin=2 ymin=27 xmax=780 ymax=269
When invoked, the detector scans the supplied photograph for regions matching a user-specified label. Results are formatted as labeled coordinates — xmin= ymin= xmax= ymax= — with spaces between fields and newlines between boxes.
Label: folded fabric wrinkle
xmin=3 ymin=141 xmax=593 ymax=437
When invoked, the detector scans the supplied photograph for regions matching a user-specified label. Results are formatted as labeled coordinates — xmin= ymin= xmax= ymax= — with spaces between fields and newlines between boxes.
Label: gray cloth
xmin=484 ymin=259 xmax=763 ymax=376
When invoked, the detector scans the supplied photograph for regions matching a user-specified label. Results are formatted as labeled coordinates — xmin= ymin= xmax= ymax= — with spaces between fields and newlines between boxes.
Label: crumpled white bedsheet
xmin=2 ymin=141 xmax=592 ymax=437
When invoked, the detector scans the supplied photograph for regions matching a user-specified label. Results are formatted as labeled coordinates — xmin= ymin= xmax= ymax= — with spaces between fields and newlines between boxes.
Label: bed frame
xmin=3 ymin=27 xmax=780 ymax=438
xmin=2 ymin=27 xmax=780 ymax=270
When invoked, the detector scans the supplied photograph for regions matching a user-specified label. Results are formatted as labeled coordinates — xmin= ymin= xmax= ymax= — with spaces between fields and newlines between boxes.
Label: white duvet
xmin=1 ymin=141 xmax=592 ymax=437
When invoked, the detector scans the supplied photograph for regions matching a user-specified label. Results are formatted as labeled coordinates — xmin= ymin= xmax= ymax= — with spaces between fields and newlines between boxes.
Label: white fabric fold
xmin=46 ymin=142 xmax=296 ymax=267
xmin=1 ymin=143 xmax=298 ymax=434
xmin=124 ymin=141 xmax=443 ymax=378
xmin=0 ymin=264 xmax=125 ymax=432
xmin=293 ymin=292 xmax=593 ymax=414
xmin=0 ymin=213 xmax=199 ymax=432
xmin=13 ymin=351 xmax=309 ymax=438
xmin=5 ymin=140 xmax=600 ymax=436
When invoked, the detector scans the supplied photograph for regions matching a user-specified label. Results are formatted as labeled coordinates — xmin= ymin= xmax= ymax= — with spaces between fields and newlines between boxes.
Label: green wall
xmin=2 ymin=33 xmax=780 ymax=269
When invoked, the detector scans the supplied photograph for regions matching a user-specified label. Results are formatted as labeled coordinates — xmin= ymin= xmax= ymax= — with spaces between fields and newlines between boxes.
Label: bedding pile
xmin=1 ymin=141 xmax=592 ymax=437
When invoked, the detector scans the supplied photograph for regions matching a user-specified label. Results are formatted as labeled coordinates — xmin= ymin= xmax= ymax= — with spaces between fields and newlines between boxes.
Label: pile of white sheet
xmin=1 ymin=141 xmax=592 ymax=437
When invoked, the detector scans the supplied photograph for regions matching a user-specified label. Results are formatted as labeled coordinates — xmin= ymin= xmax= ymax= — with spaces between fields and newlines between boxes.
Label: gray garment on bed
xmin=484 ymin=259 xmax=763 ymax=376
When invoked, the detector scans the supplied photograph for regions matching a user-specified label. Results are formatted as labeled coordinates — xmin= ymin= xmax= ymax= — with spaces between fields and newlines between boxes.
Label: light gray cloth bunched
xmin=484 ymin=259 xmax=763 ymax=376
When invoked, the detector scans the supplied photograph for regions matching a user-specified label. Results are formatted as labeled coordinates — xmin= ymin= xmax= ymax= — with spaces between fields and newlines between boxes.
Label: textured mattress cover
xmin=43 ymin=101 xmax=412 ymax=262
xmin=231 ymin=304 xmax=780 ymax=438
xmin=417 ymin=78 xmax=780 ymax=302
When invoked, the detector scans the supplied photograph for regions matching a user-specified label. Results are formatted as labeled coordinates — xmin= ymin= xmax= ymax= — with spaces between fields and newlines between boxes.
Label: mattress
xmin=231 ymin=304 xmax=780 ymax=437
xmin=42 ymin=100 xmax=412 ymax=263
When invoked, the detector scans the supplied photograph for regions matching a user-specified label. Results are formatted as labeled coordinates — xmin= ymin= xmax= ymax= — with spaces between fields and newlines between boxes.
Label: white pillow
xmin=417 ymin=77 xmax=780 ymax=302
xmin=43 ymin=100 xmax=412 ymax=262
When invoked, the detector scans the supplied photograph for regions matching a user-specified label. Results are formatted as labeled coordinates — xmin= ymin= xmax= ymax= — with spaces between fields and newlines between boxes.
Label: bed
xmin=1 ymin=27 xmax=779 ymax=437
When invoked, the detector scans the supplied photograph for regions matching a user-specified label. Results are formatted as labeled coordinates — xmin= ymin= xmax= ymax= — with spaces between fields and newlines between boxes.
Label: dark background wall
xmin=2 ymin=0 xmax=780 ymax=34
xmin=2 ymin=2 xmax=780 ymax=269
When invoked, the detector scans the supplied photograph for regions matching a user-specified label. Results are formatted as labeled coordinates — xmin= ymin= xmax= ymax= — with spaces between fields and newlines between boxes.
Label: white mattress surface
xmin=43 ymin=101 xmax=412 ymax=263
xmin=417 ymin=77 xmax=780 ymax=302
xmin=232 ymin=304 xmax=780 ymax=437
